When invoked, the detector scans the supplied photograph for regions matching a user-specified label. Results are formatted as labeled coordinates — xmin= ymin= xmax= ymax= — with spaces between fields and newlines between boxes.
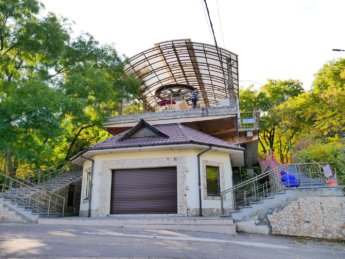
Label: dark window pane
xmin=67 ymin=184 xmax=75 ymax=206
xmin=206 ymin=166 xmax=220 ymax=196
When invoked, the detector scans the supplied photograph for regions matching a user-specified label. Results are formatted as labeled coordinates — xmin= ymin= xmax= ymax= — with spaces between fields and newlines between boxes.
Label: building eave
xmin=72 ymin=143 xmax=244 ymax=167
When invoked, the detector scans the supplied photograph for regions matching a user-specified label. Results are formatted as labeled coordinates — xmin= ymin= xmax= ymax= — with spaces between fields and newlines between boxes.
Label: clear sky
xmin=41 ymin=0 xmax=345 ymax=90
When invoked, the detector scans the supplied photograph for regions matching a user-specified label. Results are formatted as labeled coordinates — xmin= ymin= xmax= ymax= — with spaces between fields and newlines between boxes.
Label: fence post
xmin=243 ymin=190 xmax=247 ymax=206
xmin=47 ymin=197 xmax=51 ymax=217
xmin=221 ymin=193 xmax=224 ymax=215
xmin=62 ymin=197 xmax=65 ymax=217
xmin=232 ymin=190 xmax=236 ymax=210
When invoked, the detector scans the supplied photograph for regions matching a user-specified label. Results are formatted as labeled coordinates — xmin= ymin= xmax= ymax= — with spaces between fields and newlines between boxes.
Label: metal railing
xmin=105 ymin=105 xmax=238 ymax=124
xmin=0 ymin=171 xmax=65 ymax=217
xmin=239 ymin=111 xmax=260 ymax=129
xmin=221 ymin=163 xmax=329 ymax=215
xmin=18 ymin=163 xmax=72 ymax=185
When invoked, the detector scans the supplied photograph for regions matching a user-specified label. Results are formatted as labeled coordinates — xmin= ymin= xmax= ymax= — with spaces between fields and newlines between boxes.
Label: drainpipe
xmin=81 ymin=155 xmax=94 ymax=217
xmin=197 ymin=146 xmax=212 ymax=217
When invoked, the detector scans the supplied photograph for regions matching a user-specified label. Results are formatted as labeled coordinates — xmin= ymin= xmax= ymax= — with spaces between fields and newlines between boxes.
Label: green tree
xmin=0 ymin=0 xmax=140 ymax=176
xmin=291 ymin=59 xmax=345 ymax=184
xmin=0 ymin=0 xmax=70 ymax=175
xmin=240 ymin=59 xmax=345 ymax=184
xmin=240 ymin=80 xmax=304 ymax=161
xmin=239 ymin=85 xmax=268 ymax=113
xmin=313 ymin=58 xmax=345 ymax=93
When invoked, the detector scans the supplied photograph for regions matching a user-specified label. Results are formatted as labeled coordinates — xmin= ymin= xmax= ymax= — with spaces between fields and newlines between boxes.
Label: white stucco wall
xmin=79 ymin=146 xmax=235 ymax=217
xmin=79 ymin=160 xmax=92 ymax=216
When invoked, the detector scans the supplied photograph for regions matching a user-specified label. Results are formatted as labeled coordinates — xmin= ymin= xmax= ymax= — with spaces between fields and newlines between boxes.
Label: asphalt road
xmin=0 ymin=223 xmax=344 ymax=258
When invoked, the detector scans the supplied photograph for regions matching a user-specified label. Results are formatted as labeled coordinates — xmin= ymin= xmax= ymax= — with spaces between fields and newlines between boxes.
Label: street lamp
xmin=332 ymin=49 xmax=345 ymax=52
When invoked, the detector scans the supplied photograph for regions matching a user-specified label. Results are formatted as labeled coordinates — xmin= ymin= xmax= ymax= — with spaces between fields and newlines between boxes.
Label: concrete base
xmin=232 ymin=187 xmax=344 ymax=222
xmin=38 ymin=216 xmax=236 ymax=234
xmin=231 ymin=187 xmax=344 ymax=235
xmin=0 ymin=198 xmax=38 ymax=223
xmin=235 ymin=219 xmax=270 ymax=235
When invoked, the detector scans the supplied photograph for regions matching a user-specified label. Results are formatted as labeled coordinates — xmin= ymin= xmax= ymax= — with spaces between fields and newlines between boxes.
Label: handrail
xmin=106 ymin=105 xmax=238 ymax=124
xmin=221 ymin=162 xmax=329 ymax=215
xmin=239 ymin=111 xmax=260 ymax=129
xmin=15 ymin=171 xmax=66 ymax=201
xmin=1 ymin=174 xmax=63 ymax=212
xmin=0 ymin=177 xmax=63 ymax=217
xmin=0 ymin=171 xmax=65 ymax=217
xmin=21 ymin=164 xmax=69 ymax=185
xmin=12 ymin=164 xmax=77 ymax=216
xmin=291 ymin=154 xmax=306 ymax=164
xmin=222 ymin=164 xmax=287 ymax=195
xmin=13 ymin=167 xmax=68 ymax=216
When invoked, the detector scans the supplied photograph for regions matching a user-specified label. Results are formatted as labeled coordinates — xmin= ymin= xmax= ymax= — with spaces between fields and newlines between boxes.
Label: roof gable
xmin=87 ymin=121 xmax=243 ymax=152
xmin=120 ymin=119 xmax=169 ymax=141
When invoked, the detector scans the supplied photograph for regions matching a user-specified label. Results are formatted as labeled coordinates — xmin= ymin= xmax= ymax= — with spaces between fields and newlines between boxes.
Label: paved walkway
xmin=0 ymin=223 xmax=344 ymax=258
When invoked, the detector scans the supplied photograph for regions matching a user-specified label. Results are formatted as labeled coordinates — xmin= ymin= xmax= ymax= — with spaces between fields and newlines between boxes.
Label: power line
xmin=202 ymin=0 xmax=220 ymax=52
xmin=201 ymin=0 xmax=213 ymax=41
xmin=216 ymin=0 xmax=226 ymax=47
xmin=202 ymin=0 xmax=228 ymax=96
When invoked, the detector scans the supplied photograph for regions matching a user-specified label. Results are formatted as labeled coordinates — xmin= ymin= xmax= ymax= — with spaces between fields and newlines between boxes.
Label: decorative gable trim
xmin=119 ymin=119 xmax=169 ymax=141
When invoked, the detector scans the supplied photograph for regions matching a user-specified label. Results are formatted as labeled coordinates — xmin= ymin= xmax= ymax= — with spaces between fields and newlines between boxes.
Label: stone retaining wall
xmin=0 ymin=203 xmax=27 ymax=223
xmin=268 ymin=196 xmax=345 ymax=240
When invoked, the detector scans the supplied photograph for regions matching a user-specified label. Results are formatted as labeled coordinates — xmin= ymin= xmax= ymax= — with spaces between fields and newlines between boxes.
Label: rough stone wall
xmin=268 ymin=196 xmax=345 ymax=240
xmin=0 ymin=203 xmax=27 ymax=223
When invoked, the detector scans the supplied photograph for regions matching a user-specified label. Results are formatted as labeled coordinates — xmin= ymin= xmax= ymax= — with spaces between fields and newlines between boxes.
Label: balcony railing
xmin=106 ymin=105 xmax=238 ymax=125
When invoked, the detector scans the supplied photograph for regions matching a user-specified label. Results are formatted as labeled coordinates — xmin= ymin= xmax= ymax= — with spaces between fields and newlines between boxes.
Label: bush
xmin=297 ymin=141 xmax=345 ymax=185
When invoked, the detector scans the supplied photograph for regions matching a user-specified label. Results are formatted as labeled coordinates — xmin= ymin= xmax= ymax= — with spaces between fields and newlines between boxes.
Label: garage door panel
xmin=113 ymin=201 xmax=177 ymax=213
xmin=111 ymin=167 xmax=177 ymax=214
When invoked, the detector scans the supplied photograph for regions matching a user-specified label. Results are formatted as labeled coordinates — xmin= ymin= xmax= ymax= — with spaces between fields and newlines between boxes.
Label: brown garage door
xmin=111 ymin=167 xmax=177 ymax=214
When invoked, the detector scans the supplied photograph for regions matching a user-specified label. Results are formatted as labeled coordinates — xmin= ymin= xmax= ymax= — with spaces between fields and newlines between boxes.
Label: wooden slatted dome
xmin=124 ymin=39 xmax=239 ymax=111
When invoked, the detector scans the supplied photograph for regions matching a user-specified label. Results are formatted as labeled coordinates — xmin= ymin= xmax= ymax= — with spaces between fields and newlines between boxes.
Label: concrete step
xmin=0 ymin=171 xmax=81 ymax=220
xmin=0 ymin=198 xmax=38 ymax=223
xmin=34 ymin=171 xmax=82 ymax=192
xmin=0 ymin=172 xmax=82 ymax=220
xmin=231 ymin=186 xmax=344 ymax=235
xmin=38 ymin=216 xmax=236 ymax=234
xmin=231 ymin=187 xmax=344 ymax=222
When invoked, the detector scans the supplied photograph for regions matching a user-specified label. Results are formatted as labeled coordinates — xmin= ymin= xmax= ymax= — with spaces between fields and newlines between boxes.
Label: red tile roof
xmin=87 ymin=120 xmax=243 ymax=152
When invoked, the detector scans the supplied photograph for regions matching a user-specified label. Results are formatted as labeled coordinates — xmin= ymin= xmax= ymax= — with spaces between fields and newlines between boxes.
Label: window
xmin=83 ymin=172 xmax=91 ymax=200
xmin=206 ymin=166 xmax=220 ymax=196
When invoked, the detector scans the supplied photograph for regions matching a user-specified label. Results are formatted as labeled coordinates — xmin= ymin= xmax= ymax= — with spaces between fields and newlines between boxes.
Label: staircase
xmin=286 ymin=165 xmax=325 ymax=187
xmin=220 ymin=162 xmax=342 ymax=234
xmin=39 ymin=216 xmax=236 ymax=234
xmin=35 ymin=171 xmax=82 ymax=192
xmin=221 ymin=162 xmax=332 ymax=216
xmin=230 ymin=187 xmax=344 ymax=221
xmin=0 ymin=170 xmax=82 ymax=222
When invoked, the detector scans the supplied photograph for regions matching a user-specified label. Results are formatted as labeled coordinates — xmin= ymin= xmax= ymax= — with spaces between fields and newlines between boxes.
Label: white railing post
xmin=221 ymin=193 xmax=224 ymax=215
xmin=47 ymin=197 xmax=51 ymax=217
xmin=62 ymin=197 xmax=65 ymax=217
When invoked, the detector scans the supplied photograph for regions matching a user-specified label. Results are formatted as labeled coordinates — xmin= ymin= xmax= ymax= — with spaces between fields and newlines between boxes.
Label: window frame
xmin=83 ymin=171 xmax=91 ymax=200
xmin=206 ymin=165 xmax=221 ymax=197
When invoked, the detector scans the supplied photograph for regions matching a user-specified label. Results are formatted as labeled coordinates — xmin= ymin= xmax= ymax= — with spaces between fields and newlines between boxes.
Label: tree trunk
xmin=65 ymin=125 xmax=93 ymax=161
xmin=117 ymin=99 xmax=123 ymax=116
xmin=5 ymin=152 xmax=17 ymax=178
